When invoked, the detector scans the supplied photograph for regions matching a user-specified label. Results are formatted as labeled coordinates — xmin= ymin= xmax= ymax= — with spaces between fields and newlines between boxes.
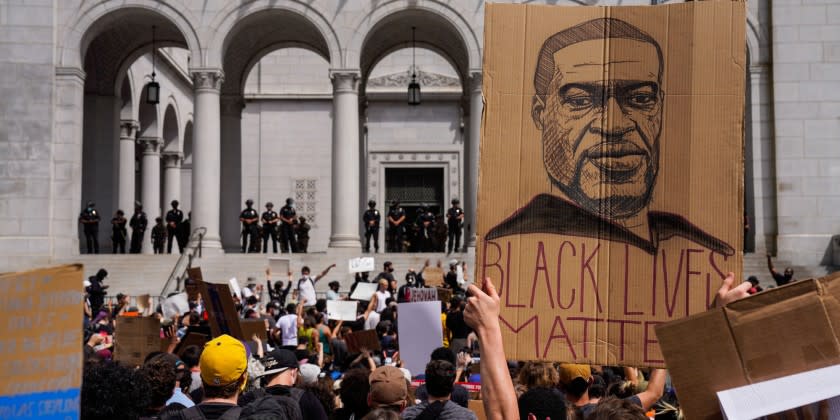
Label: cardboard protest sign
xmin=174 ymin=332 xmax=209 ymax=358
xmin=0 ymin=265 xmax=83 ymax=419
xmin=349 ymin=282 xmax=377 ymax=301
xmin=436 ymin=288 xmax=452 ymax=305
xmin=398 ymin=302 xmax=444 ymax=378
xmin=349 ymin=257 xmax=375 ymax=273
xmin=656 ymin=272 xmax=840 ymax=420
xmin=200 ymin=281 xmax=244 ymax=340
xmin=185 ymin=267 xmax=204 ymax=301
xmin=408 ymin=287 xmax=438 ymax=303
xmin=115 ymin=316 xmax=162 ymax=368
xmin=477 ymin=2 xmax=745 ymax=367
xmin=229 ymin=278 xmax=242 ymax=299
xmin=422 ymin=267 xmax=444 ymax=287
xmin=137 ymin=294 xmax=151 ymax=312
xmin=345 ymin=330 xmax=381 ymax=353
xmin=327 ymin=300 xmax=358 ymax=321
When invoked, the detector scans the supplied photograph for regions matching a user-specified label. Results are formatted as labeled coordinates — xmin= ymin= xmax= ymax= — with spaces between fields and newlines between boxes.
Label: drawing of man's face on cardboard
xmin=532 ymin=19 xmax=663 ymax=219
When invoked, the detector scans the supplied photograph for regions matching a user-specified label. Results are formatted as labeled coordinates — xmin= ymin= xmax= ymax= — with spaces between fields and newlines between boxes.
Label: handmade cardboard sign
xmin=477 ymin=2 xmax=745 ymax=367
xmin=422 ymin=267 xmax=444 ymax=287
xmin=0 ymin=265 xmax=83 ymax=420
xmin=398 ymin=302 xmax=444 ymax=378
xmin=349 ymin=282 xmax=378 ymax=301
xmin=345 ymin=330 xmax=381 ymax=353
xmin=327 ymin=300 xmax=358 ymax=321
xmin=115 ymin=316 xmax=162 ymax=368
xmin=185 ymin=267 xmax=204 ymax=301
xmin=349 ymin=257 xmax=375 ymax=273
xmin=200 ymin=281 xmax=244 ymax=340
xmin=656 ymin=272 xmax=840 ymax=420
xmin=162 ymin=292 xmax=189 ymax=319
xmin=268 ymin=258 xmax=290 ymax=276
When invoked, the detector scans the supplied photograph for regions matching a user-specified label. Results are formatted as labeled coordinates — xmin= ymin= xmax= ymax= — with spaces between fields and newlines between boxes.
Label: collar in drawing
xmin=485 ymin=193 xmax=734 ymax=256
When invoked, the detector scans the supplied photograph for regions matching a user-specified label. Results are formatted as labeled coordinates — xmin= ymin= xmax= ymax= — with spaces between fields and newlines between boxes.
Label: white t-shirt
xmin=365 ymin=310 xmax=381 ymax=331
xmin=375 ymin=290 xmax=391 ymax=313
xmin=298 ymin=277 xmax=317 ymax=306
xmin=276 ymin=314 xmax=298 ymax=346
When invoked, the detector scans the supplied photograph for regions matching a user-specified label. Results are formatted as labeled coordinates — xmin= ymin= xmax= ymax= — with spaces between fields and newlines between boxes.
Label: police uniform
xmin=296 ymin=218 xmax=310 ymax=253
xmin=446 ymin=204 xmax=465 ymax=254
xmin=111 ymin=213 xmax=127 ymax=254
xmin=262 ymin=205 xmax=279 ymax=253
xmin=176 ymin=214 xmax=190 ymax=251
xmin=419 ymin=209 xmax=435 ymax=252
xmin=129 ymin=207 xmax=147 ymax=254
xmin=151 ymin=219 xmax=166 ymax=254
xmin=240 ymin=202 xmax=260 ymax=253
xmin=363 ymin=203 xmax=381 ymax=253
xmin=387 ymin=204 xmax=406 ymax=252
xmin=79 ymin=203 xmax=100 ymax=254
xmin=279 ymin=202 xmax=298 ymax=253
xmin=165 ymin=205 xmax=184 ymax=254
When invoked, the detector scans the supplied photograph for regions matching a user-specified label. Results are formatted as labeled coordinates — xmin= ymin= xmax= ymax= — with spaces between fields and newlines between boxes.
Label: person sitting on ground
xmin=367 ymin=366 xmax=408 ymax=413
xmin=766 ymin=253 xmax=794 ymax=286
xmin=401 ymin=360 xmax=477 ymax=420
xmin=163 ymin=334 xmax=248 ymax=420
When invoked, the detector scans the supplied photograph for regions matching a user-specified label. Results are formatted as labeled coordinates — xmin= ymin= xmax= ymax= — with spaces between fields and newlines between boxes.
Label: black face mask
xmin=388 ymin=268 xmax=394 ymax=273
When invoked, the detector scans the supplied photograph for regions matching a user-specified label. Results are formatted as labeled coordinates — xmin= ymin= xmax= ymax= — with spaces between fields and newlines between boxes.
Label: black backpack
xmin=415 ymin=401 xmax=448 ymax=420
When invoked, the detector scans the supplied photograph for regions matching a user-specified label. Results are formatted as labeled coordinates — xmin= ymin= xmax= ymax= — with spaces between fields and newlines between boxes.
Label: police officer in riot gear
xmin=279 ymin=197 xmax=298 ymax=253
xmin=240 ymin=199 xmax=260 ymax=253
xmin=79 ymin=201 xmax=101 ymax=254
xmin=387 ymin=200 xmax=406 ymax=252
xmin=418 ymin=206 xmax=435 ymax=252
xmin=129 ymin=202 xmax=147 ymax=254
xmin=111 ymin=210 xmax=128 ymax=254
xmin=165 ymin=200 xmax=184 ymax=254
xmin=363 ymin=199 xmax=381 ymax=253
xmin=262 ymin=202 xmax=279 ymax=254
xmin=446 ymin=198 xmax=465 ymax=254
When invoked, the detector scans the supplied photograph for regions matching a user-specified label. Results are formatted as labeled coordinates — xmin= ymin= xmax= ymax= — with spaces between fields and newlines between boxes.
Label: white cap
xmin=83 ymin=280 xmax=91 ymax=288
xmin=399 ymin=367 xmax=412 ymax=382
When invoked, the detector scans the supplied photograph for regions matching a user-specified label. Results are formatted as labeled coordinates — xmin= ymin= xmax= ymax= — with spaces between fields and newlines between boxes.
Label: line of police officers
xmin=78 ymin=200 xmax=190 ymax=254
xmin=364 ymin=198 xmax=465 ymax=254
xmin=79 ymin=196 xmax=465 ymax=254
xmin=240 ymin=198 xmax=309 ymax=254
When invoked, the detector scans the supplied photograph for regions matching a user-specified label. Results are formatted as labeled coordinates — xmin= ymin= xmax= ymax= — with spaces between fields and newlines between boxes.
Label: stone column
xmin=328 ymin=70 xmax=362 ymax=248
xmin=139 ymin=137 xmax=161 ymax=254
xmin=220 ymin=95 xmax=244 ymax=251
xmin=750 ymin=65 xmax=775 ymax=254
xmin=190 ymin=69 xmax=224 ymax=251
xmin=161 ymin=152 xmax=183 ymax=211
xmin=118 ymin=120 xmax=139 ymax=213
xmin=53 ymin=67 xmax=86 ymax=256
xmin=466 ymin=72 xmax=483 ymax=248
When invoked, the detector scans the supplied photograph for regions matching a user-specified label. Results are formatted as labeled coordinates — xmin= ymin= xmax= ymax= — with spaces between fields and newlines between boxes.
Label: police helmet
xmin=86 ymin=201 xmax=95 ymax=208
xmin=286 ymin=197 xmax=294 ymax=205
xmin=171 ymin=200 xmax=179 ymax=207
xmin=266 ymin=202 xmax=274 ymax=208
xmin=451 ymin=198 xmax=460 ymax=205
xmin=368 ymin=200 xmax=376 ymax=208
xmin=245 ymin=199 xmax=254 ymax=206
xmin=391 ymin=199 xmax=400 ymax=207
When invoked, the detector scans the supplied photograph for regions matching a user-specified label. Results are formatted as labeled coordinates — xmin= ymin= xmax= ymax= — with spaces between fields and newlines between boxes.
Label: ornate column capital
xmin=220 ymin=95 xmax=246 ymax=116
xmin=138 ymin=137 xmax=161 ymax=155
xmin=119 ymin=120 xmax=139 ymax=139
xmin=190 ymin=68 xmax=225 ymax=92
xmin=161 ymin=152 xmax=184 ymax=168
xmin=329 ymin=69 xmax=361 ymax=94
xmin=469 ymin=71 xmax=483 ymax=94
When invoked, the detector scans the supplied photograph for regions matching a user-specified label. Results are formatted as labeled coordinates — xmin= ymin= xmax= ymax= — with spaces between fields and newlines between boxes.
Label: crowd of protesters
xmin=79 ymin=260 xmax=760 ymax=420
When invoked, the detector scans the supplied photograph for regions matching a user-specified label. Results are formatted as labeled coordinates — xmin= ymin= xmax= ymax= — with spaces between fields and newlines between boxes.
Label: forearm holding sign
xmin=464 ymin=278 xmax=518 ymax=420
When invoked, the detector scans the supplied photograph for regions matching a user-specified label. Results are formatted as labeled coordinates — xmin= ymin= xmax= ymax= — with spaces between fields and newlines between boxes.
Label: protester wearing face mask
xmin=397 ymin=271 xmax=418 ymax=303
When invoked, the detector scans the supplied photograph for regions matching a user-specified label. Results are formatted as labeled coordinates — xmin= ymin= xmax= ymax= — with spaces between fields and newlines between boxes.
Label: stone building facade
xmin=0 ymin=0 xmax=838 ymax=270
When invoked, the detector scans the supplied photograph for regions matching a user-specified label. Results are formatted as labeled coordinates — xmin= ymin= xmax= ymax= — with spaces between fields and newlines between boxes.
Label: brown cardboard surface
xmin=423 ymin=267 xmax=445 ymax=287
xmin=656 ymin=272 xmax=840 ymax=420
xmin=0 ymin=265 xmax=84 ymax=396
xmin=469 ymin=400 xmax=487 ymax=420
xmin=345 ymin=329 xmax=382 ymax=353
xmin=200 ymin=281 xmax=244 ymax=340
xmin=174 ymin=332 xmax=209 ymax=358
xmin=477 ymin=2 xmax=745 ymax=367
xmin=241 ymin=318 xmax=268 ymax=342
xmin=115 ymin=316 xmax=162 ymax=368
xmin=437 ymin=287 xmax=453 ymax=305
xmin=185 ymin=267 xmax=204 ymax=301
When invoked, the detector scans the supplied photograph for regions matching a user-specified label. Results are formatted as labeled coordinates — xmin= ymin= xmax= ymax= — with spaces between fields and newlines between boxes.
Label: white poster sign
xmin=162 ymin=292 xmax=190 ymax=319
xmin=327 ymin=300 xmax=358 ymax=322
xmin=398 ymin=302 xmax=443 ymax=378
xmin=350 ymin=282 xmax=378 ymax=301
xmin=349 ymin=257 xmax=375 ymax=273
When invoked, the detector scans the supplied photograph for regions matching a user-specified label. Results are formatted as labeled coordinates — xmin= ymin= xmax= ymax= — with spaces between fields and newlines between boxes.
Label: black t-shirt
xmin=772 ymin=271 xmax=792 ymax=286
xmin=445 ymin=272 xmax=461 ymax=292
xmin=197 ymin=403 xmax=239 ymax=420
xmin=446 ymin=310 xmax=470 ymax=340
xmin=265 ymin=385 xmax=327 ymax=420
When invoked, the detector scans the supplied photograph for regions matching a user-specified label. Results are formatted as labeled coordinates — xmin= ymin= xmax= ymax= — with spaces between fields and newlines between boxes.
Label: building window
xmin=294 ymin=178 xmax=317 ymax=227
